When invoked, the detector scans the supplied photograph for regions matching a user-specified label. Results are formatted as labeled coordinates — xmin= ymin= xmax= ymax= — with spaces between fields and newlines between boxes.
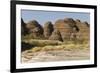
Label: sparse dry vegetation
xmin=23 ymin=40 xmax=89 ymax=53
xmin=21 ymin=17 xmax=90 ymax=63
xmin=22 ymin=39 xmax=62 ymax=47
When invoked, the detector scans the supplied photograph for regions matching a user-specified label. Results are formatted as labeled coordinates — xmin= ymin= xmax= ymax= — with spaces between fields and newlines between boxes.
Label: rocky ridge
xmin=21 ymin=18 xmax=89 ymax=42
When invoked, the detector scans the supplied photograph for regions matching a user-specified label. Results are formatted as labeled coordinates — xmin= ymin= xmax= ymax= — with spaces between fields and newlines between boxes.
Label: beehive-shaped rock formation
xmin=43 ymin=21 xmax=54 ymax=39
xmin=49 ymin=29 xmax=63 ymax=42
xmin=26 ymin=20 xmax=44 ymax=38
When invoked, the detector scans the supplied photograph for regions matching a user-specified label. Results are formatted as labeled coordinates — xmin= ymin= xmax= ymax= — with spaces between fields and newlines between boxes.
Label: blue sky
xmin=21 ymin=10 xmax=90 ymax=25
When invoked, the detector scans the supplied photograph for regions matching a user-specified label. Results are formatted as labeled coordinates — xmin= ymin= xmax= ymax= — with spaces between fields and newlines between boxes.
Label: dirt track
xmin=21 ymin=48 xmax=90 ymax=63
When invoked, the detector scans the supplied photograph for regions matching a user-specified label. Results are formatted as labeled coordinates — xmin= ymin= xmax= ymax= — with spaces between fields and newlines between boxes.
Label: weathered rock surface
xmin=21 ymin=17 xmax=89 ymax=41
xmin=54 ymin=18 xmax=80 ymax=41
xmin=21 ymin=18 xmax=29 ymax=35
xmin=49 ymin=29 xmax=63 ymax=42
xmin=75 ymin=19 xmax=90 ymax=40
xmin=26 ymin=20 xmax=44 ymax=39
xmin=43 ymin=21 xmax=54 ymax=39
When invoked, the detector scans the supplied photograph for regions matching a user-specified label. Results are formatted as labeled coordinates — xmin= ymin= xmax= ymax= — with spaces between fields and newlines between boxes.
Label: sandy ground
xmin=21 ymin=48 xmax=90 ymax=63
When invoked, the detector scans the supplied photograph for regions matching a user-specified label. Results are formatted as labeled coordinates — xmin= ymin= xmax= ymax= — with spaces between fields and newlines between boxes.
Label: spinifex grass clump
xmin=22 ymin=39 xmax=62 ymax=47
xmin=23 ymin=43 xmax=89 ymax=53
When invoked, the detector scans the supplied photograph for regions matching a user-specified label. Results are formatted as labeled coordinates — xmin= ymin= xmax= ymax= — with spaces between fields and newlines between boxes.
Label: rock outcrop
xmin=43 ymin=21 xmax=54 ymax=39
xmin=21 ymin=18 xmax=29 ymax=35
xmin=49 ymin=29 xmax=63 ymax=42
xmin=75 ymin=19 xmax=90 ymax=40
xmin=54 ymin=18 xmax=79 ymax=41
xmin=26 ymin=20 xmax=44 ymax=39
xmin=21 ymin=17 xmax=89 ymax=41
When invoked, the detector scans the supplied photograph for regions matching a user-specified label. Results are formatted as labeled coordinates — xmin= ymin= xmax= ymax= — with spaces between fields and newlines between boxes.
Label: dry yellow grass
xmin=22 ymin=39 xmax=89 ymax=53
xmin=27 ymin=43 xmax=89 ymax=53
xmin=22 ymin=39 xmax=62 ymax=47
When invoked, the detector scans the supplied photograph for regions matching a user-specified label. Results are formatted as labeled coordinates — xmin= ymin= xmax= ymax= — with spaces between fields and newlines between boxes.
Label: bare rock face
xmin=49 ymin=29 xmax=63 ymax=42
xmin=75 ymin=19 xmax=90 ymax=40
xmin=54 ymin=19 xmax=71 ymax=40
xmin=64 ymin=18 xmax=75 ymax=24
xmin=54 ymin=18 xmax=79 ymax=41
xmin=26 ymin=20 xmax=44 ymax=38
xmin=83 ymin=21 xmax=90 ymax=27
xmin=21 ymin=18 xmax=29 ymax=35
xmin=43 ymin=21 xmax=54 ymax=39
xmin=21 ymin=17 xmax=90 ymax=41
